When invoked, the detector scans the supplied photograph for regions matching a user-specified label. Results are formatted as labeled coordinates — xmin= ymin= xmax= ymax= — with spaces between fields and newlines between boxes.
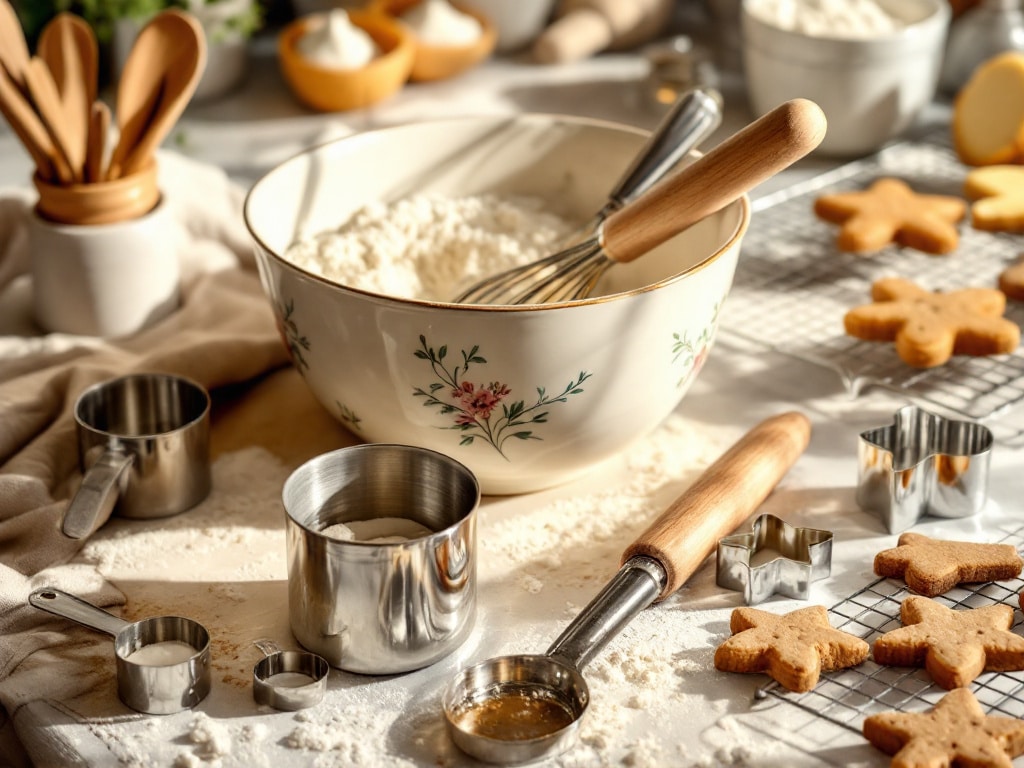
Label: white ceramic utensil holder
xmin=28 ymin=198 xmax=180 ymax=337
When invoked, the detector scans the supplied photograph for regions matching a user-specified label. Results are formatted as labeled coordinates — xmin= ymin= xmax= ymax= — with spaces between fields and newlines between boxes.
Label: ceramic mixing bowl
xmin=245 ymin=114 xmax=749 ymax=494
xmin=741 ymin=0 xmax=949 ymax=157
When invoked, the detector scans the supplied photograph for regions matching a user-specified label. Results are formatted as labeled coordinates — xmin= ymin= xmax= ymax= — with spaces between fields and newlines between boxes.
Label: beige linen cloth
xmin=0 ymin=152 xmax=350 ymax=766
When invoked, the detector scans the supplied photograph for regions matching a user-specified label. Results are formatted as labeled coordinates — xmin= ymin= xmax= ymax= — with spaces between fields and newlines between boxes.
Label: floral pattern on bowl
xmin=412 ymin=335 xmax=591 ymax=459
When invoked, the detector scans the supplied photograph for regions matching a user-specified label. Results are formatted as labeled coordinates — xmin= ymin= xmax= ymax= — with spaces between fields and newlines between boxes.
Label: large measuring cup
xmin=442 ymin=411 xmax=811 ymax=764
xmin=29 ymin=588 xmax=211 ymax=714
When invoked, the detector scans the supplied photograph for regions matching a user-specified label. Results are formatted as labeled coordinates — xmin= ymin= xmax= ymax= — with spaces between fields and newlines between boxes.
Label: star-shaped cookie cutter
xmin=856 ymin=404 xmax=993 ymax=534
xmin=716 ymin=514 xmax=833 ymax=605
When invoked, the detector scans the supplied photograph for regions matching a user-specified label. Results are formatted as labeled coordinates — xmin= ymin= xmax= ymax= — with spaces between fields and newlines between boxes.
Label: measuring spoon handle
xmin=601 ymin=98 xmax=827 ymax=264
xmin=29 ymin=587 xmax=129 ymax=637
xmin=621 ymin=410 xmax=812 ymax=600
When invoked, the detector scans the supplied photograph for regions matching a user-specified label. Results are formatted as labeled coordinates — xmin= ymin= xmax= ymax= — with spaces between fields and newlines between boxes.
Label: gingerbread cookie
xmin=874 ymin=532 xmax=1023 ymax=596
xmin=813 ymin=178 xmax=966 ymax=255
xmin=873 ymin=597 xmax=1024 ymax=689
xmin=965 ymin=165 xmax=1024 ymax=233
xmin=863 ymin=687 xmax=1024 ymax=768
xmin=843 ymin=277 xmax=1021 ymax=368
xmin=713 ymin=605 xmax=869 ymax=693
xmin=999 ymin=258 xmax=1024 ymax=301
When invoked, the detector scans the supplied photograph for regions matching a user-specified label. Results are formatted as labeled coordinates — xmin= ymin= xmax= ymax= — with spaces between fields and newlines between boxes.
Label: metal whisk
xmin=453 ymin=88 xmax=722 ymax=306
xmin=454 ymin=98 xmax=828 ymax=306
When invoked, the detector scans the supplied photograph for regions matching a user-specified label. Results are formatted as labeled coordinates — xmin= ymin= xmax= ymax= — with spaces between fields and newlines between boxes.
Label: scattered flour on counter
xmin=80 ymin=447 xmax=292 ymax=581
xmin=284 ymin=193 xmax=574 ymax=301
xmin=187 ymin=713 xmax=233 ymax=761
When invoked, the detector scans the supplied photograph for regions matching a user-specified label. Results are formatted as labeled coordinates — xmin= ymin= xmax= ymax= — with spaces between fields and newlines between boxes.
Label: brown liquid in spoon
xmin=451 ymin=689 xmax=577 ymax=741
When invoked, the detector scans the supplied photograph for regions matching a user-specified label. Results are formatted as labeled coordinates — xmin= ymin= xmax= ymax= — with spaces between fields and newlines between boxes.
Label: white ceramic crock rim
xmin=243 ymin=112 xmax=751 ymax=314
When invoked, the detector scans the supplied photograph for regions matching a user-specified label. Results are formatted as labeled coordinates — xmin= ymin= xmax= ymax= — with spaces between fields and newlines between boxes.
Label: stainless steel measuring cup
xmin=442 ymin=412 xmax=812 ymax=764
xmin=284 ymin=443 xmax=480 ymax=674
xmin=29 ymin=587 xmax=211 ymax=714
xmin=62 ymin=372 xmax=211 ymax=539
xmin=252 ymin=638 xmax=329 ymax=711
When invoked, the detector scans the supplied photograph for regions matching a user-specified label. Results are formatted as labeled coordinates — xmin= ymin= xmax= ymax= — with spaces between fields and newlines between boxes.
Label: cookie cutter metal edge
xmin=856 ymin=404 xmax=993 ymax=534
xmin=715 ymin=513 xmax=833 ymax=605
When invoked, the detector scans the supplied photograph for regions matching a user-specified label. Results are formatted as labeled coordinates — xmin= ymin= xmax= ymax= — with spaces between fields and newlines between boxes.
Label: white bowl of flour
xmin=741 ymin=0 xmax=950 ymax=157
xmin=244 ymin=114 xmax=749 ymax=494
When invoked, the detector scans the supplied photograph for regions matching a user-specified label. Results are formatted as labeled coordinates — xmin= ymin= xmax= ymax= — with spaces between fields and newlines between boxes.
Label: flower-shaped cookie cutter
xmin=856 ymin=404 xmax=993 ymax=534
xmin=716 ymin=514 xmax=833 ymax=605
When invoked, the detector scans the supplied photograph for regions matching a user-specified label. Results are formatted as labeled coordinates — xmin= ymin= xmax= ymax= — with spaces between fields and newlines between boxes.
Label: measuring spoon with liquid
xmin=29 ymin=587 xmax=211 ymax=714
xmin=442 ymin=411 xmax=811 ymax=764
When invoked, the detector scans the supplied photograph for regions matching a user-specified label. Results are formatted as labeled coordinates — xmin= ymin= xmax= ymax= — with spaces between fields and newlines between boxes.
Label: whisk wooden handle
xmin=621 ymin=411 xmax=812 ymax=600
xmin=601 ymin=99 xmax=828 ymax=263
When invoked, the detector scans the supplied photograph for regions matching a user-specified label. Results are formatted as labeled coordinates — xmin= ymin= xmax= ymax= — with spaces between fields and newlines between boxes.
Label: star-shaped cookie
xmin=965 ymin=165 xmax=1024 ymax=233
xmin=843 ymin=277 xmax=1021 ymax=368
xmin=814 ymin=177 xmax=967 ymax=254
xmin=713 ymin=605 xmax=869 ymax=692
xmin=874 ymin=532 xmax=1023 ymax=596
xmin=873 ymin=596 xmax=1024 ymax=689
xmin=863 ymin=687 xmax=1024 ymax=768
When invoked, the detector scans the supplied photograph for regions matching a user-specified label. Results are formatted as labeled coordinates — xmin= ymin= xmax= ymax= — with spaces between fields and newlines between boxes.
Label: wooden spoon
xmin=38 ymin=13 xmax=98 ymax=179
xmin=0 ymin=63 xmax=60 ymax=182
xmin=85 ymin=100 xmax=110 ymax=183
xmin=24 ymin=57 xmax=79 ymax=183
xmin=107 ymin=9 xmax=207 ymax=180
xmin=0 ymin=0 xmax=30 ymax=92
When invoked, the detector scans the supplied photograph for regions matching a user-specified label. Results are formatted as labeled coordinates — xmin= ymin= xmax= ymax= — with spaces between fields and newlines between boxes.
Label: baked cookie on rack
xmin=813 ymin=178 xmax=966 ymax=254
xmin=999 ymin=258 xmax=1024 ymax=301
xmin=872 ymin=597 xmax=1024 ymax=689
xmin=964 ymin=165 xmax=1024 ymax=233
xmin=843 ymin=277 xmax=1020 ymax=368
xmin=713 ymin=605 xmax=869 ymax=693
xmin=863 ymin=687 xmax=1024 ymax=768
xmin=874 ymin=532 xmax=1023 ymax=595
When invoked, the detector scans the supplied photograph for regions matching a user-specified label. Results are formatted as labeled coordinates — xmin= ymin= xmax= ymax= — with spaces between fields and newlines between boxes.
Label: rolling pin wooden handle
xmin=601 ymin=98 xmax=828 ymax=264
xmin=621 ymin=411 xmax=812 ymax=600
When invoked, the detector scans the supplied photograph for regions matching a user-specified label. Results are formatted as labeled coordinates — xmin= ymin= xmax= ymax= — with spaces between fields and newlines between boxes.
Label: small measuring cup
xmin=29 ymin=587 xmax=211 ymax=715
xmin=252 ymin=638 xmax=329 ymax=711
xmin=442 ymin=412 xmax=811 ymax=764
xmin=62 ymin=372 xmax=211 ymax=539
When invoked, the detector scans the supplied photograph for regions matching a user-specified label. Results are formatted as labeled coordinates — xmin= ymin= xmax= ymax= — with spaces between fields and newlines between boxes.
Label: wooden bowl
xmin=277 ymin=11 xmax=415 ymax=112
xmin=370 ymin=0 xmax=497 ymax=82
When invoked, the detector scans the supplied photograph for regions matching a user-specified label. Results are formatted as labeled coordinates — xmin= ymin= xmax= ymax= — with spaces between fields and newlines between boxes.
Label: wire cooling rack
xmin=719 ymin=128 xmax=1024 ymax=444
xmin=758 ymin=521 xmax=1024 ymax=740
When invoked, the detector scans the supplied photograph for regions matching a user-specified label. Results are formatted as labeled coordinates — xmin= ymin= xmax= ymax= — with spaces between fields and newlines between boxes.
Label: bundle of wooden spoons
xmin=0 ymin=1 xmax=207 ymax=224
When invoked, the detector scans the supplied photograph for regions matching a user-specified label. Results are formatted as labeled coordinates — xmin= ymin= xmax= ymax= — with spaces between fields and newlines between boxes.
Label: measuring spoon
xmin=29 ymin=588 xmax=211 ymax=714
xmin=442 ymin=411 xmax=811 ymax=764
xmin=252 ymin=638 xmax=329 ymax=711
xmin=107 ymin=9 xmax=206 ymax=180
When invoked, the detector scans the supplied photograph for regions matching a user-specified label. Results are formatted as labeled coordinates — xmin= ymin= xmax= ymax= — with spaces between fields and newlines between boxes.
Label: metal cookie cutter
xmin=716 ymin=514 xmax=833 ymax=604
xmin=856 ymin=404 xmax=993 ymax=534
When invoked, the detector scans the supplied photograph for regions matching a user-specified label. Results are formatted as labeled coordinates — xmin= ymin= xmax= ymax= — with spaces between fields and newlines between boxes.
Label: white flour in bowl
xmin=283 ymin=193 xmax=574 ymax=301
